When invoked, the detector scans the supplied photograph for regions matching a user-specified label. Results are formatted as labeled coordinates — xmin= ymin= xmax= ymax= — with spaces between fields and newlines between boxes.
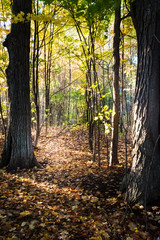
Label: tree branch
xmin=121 ymin=12 xmax=131 ymax=21
xmin=49 ymin=74 xmax=83 ymax=100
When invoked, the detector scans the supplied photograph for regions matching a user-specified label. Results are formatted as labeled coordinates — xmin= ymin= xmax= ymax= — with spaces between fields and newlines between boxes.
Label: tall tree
xmin=32 ymin=0 xmax=40 ymax=147
xmin=126 ymin=0 xmax=160 ymax=204
xmin=110 ymin=2 xmax=121 ymax=165
xmin=0 ymin=0 xmax=40 ymax=170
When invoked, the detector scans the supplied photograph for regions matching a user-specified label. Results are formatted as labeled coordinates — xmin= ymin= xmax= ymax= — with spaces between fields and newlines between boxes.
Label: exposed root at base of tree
xmin=0 ymin=127 xmax=159 ymax=240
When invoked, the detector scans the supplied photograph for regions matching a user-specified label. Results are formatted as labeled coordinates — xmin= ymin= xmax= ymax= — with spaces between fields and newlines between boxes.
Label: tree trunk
xmin=120 ymin=28 xmax=124 ymax=133
xmin=68 ymin=53 xmax=71 ymax=124
xmin=0 ymin=0 xmax=40 ymax=170
xmin=0 ymin=95 xmax=6 ymax=138
xmin=32 ymin=0 xmax=40 ymax=148
xmin=110 ymin=4 xmax=121 ymax=166
xmin=126 ymin=0 xmax=160 ymax=204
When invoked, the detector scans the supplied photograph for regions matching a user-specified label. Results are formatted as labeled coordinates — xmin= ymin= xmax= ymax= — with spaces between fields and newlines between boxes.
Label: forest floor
xmin=0 ymin=126 xmax=160 ymax=240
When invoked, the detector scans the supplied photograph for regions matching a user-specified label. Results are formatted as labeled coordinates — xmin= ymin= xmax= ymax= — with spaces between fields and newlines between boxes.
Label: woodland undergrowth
xmin=0 ymin=127 xmax=160 ymax=240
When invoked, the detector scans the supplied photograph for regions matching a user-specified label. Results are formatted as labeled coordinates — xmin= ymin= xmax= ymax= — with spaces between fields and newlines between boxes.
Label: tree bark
xmin=68 ymin=53 xmax=71 ymax=124
xmin=110 ymin=4 xmax=121 ymax=166
xmin=126 ymin=0 xmax=160 ymax=204
xmin=0 ymin=0 xmax=40 ymax=170
xmin=0 ymin=95 xmax=7 ymax=138
xmin=32 ymin=4 xmax=40 ymax=147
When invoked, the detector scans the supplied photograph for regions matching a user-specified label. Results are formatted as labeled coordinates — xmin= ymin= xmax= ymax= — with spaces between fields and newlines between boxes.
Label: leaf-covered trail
xmin=0 ymin=127 xmax=160 ymax=240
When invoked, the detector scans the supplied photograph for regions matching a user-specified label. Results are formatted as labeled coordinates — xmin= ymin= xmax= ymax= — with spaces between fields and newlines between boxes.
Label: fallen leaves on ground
xmin=0 ymin=127 xmax=159 ymax=240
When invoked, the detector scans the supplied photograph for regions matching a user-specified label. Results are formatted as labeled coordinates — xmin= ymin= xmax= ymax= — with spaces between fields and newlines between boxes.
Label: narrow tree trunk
xmin=45 ymin=22 xmax=54 ymax=130
xmin=0 ymin=95 xmax=6 ymax=138
xmin=0 ymin=0 xmax=40 ymax=170
xmin=91 ymin=26 xmax=98 ymax=161
xmin=86 ymin=69 xmax=94 ymax=151
xmin=44 ymin=27 xmax=48 ymax=133
xmin=32 ymin=0 xmax=40 ymax=147
xmin=68 ymin=53 xmax=71 ymax=124
xmin=110 ymin=4 xmax=121 ymax=166
xmin=34 ymin=18 xmax=40 ymax=147
xmin=120 ymin=30 xmax=124 ymax=133
xmin=98 ymin=119 xmax=101 ymax=166
xmin=126 ymin=0 xmax=160 ymax=204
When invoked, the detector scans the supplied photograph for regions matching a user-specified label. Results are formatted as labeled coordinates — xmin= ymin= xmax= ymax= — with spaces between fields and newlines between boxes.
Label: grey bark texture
xmin=0 ymin=0 xmax=40 ymax=170
xmin=126 ymin=0 xmax=160 ymax=204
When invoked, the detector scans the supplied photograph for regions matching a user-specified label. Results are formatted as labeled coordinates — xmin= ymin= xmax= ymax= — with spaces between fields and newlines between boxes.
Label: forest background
xmin=0 ymin=0 xmax=136 ymax=142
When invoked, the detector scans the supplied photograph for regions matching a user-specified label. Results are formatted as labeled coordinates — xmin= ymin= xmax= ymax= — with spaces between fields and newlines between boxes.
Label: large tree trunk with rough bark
xmin=126 ymin=0 xmax=160 ymax=204
xmin=0 ymin=0 xmax=40 ymax=170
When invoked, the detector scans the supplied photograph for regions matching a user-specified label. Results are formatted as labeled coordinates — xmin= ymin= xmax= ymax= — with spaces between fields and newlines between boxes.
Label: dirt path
xmin=0 ymin=127 xmax=159 ymax=240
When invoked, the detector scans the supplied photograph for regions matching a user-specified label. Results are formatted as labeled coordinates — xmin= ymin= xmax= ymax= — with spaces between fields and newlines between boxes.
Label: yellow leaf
xmin=91 ymin=197 xmax=99 ymax=203
xmin=19 ymin=211 xmax=32 ymax=218
xmin=44 ymin=211 xmax=49 ymax=216
xmin=53 ymin=212 xmax=58 ymax=216
xmin=29 ymin=223 xmax=35 ymax=230
xmin=42 ymin=233 xmax=50 ymax=240
xmin=1 ymin=195 xmax=7 ymax=198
